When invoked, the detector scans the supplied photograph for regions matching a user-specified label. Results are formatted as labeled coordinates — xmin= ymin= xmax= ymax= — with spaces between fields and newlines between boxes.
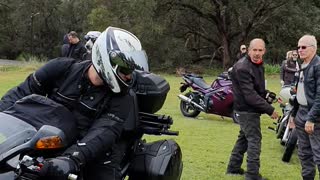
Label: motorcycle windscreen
xmin=0 ymin=112 xmax=36 ymax=155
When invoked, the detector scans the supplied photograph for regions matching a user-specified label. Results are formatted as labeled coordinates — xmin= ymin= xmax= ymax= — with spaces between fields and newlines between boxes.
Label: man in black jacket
xmin=0 ymin=27 xmax=149 ymax=180
xmin=63 ymin=31 xmax=87 ymax=61
xmin=226 ymin=38 xmax=278 ymax=180
xmin=290 ymin=35 xmax=320 ymax=180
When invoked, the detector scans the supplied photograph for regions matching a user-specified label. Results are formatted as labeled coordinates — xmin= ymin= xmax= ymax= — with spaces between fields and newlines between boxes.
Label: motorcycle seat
xmin=189 ymin=77 xmax=211 ymax=89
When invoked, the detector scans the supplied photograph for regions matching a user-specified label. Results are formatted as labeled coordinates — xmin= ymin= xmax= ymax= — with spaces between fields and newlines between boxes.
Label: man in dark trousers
xmin=65 ymin=31 xmax=87 ymax=61
xmin=226 ymin=38 xmax=278 ymax=180
xmin=290 ymin=35 xmax=320 ymax=180
xmin=0 ymin=27 xmax=149 ymax=180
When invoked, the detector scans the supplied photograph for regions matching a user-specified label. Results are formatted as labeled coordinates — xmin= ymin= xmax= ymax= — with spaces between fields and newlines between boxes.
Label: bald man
xmin=290 ymin=35 xmax=320 ymax=180
xmin=226 ymin=38 xmax=278 ymax=180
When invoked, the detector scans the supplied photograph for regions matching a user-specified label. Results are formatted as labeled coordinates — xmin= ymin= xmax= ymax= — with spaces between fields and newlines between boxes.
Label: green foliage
xmin=2 ymin=0 xmax=320 ymax=70
xmin=0 ymin=66 xmax=22 ymax=72
xmin=264 ymin=64 xmax=281 ymax=74
xmin=16 ymin=53 xmax=47 ymax=62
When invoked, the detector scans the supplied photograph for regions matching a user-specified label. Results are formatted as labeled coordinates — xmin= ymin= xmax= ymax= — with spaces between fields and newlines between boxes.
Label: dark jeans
xmin=294 ymin=106 xmax=320 ymax=180
xmin=227 ymin=111 xmax=262 ymax=180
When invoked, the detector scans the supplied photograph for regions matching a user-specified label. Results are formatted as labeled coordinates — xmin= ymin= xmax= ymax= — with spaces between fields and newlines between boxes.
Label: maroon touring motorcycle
xmin=178 ymin=71 xmax=238 ymax=123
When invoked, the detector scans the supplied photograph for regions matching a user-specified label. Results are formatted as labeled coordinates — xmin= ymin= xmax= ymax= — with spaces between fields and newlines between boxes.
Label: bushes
xmin=264 ymin=64 xmax=281 ymax=75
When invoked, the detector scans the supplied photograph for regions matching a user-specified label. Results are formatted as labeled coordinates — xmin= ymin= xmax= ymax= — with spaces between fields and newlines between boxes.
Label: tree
xmin=159 ymin=0 xmax=295 ymax=69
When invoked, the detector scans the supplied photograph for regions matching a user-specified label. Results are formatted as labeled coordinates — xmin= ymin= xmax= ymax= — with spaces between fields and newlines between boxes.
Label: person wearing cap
xmin=83 ymin=31 xmax=101 ymax=60
xmin=236 ymin=44 xmax=247 ymax=60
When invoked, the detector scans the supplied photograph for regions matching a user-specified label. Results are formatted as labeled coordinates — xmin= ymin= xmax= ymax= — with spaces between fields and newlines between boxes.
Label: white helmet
xmin=92 ymin=27 xmax=149 ymax=93
xmin=84 ymin=31 xmax=101 ymax=52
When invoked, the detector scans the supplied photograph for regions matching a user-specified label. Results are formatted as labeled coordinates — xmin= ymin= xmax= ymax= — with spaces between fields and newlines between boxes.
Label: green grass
xmin=145 ymin=74 xmax=303 ymax=180
xmin=0 ymin=67 xmax=305 ymax=180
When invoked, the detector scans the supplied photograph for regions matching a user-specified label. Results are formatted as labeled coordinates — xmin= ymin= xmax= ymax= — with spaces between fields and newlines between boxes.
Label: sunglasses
xmin=292 ymin=54 xmax=298 ymax=56
xmin=241 ymin=48 xmax=246 ymax=50
xmin=297 ymin=45 xmax=314 ymax=50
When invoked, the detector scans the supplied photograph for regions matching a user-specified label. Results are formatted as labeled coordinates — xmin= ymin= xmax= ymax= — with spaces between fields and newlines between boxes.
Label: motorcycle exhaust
xmin=178 ymin=94 xmax=205 ymax=111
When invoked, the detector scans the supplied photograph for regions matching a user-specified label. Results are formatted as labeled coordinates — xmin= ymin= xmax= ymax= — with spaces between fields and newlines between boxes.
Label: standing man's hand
xmin=280 ymin=80 xmax=284 ymax=87
xmin=305 ymin=121 xmax=314 ymax=134
xmin=270 ymin=110 xmax=279 ymax=120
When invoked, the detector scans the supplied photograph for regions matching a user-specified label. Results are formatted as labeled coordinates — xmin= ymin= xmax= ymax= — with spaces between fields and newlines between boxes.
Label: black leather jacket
xmin=280 ymin=59 xmax=298 ymax=85
xmin=292 ymin=55 xmax=320 ymax=123
xmin=0 ymin=58 xmax=132 ymax=163
xmin=65 ymin=42 xmax=87 ymax=61
xmin=231 ymin=56 xmax=274 ymax=115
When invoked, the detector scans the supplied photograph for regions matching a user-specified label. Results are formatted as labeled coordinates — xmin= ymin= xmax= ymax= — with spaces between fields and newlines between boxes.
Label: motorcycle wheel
xmin=231 ymin=111 xmax=239 ymax=124
xmin=277 ymin=115 xmax=288 ymax=141
xmin=179 ymin=92 xmax=201 ymax=118
xmin=282 ymin=128 xmax=298 ymax=163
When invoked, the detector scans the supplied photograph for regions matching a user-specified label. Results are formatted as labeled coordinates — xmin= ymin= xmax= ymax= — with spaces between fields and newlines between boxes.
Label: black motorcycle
xmin=0 ymin=71 xmax=183 ymax=180
xmin=270 ymin=86 xmax=298 ymax=163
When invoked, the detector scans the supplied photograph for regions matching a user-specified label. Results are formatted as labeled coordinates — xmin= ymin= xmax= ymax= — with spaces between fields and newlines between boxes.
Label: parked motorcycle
xmin=178 ymin=71 xmax=237 ymax=123
xmin=270 ymin=86 xmax=297 ymax=162
xmin=0 ymin=71 xmax=183 ymax=180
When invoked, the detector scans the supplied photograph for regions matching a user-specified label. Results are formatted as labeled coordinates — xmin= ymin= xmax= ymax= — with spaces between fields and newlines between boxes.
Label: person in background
xmin=280 ymin=50 xmax=299 ymax=87
xmin=226 ymin=38 xmax=279 ymax=180
xmin=290 ymin=35 xmax=320 ymax=180
xmin=237 ymin=44 xmax=247 ymax=60
xmin=65 ymin=31 xmax=87 ymax=61
xmin=61 ymin=33 xmax=70 ymax=57
xmin=83 ymin=31 xmax=101 ymax=60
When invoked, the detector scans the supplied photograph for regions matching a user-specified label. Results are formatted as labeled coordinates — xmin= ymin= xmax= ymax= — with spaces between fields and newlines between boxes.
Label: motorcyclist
xmin=0 ymin=26 xmax=149 ymax=180
xmin=83 ymin=31 xmax=101 ymax=60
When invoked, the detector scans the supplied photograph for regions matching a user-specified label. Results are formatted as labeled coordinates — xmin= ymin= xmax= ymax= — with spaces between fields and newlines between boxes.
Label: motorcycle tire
xmin=179 ymin=92 xmax=201 ymax=118
xmin=282 ymin=128 xmax=298 ymax=163
xmin=277 ymin=116 xmax=287 ymax=140
xmin=231 ymin=111 xmax=239 ymax=124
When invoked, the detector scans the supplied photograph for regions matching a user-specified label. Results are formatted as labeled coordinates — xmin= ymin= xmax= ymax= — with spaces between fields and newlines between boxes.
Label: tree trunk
xmin=221 ymin=33 xmax=231 ymax=70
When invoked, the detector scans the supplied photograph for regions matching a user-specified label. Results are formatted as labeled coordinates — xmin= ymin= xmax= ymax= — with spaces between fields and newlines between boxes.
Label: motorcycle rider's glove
xmin=265 ymin=90 xmax=277 ymax=104
xmin=38 ymin=156 xmax=79 ymax=180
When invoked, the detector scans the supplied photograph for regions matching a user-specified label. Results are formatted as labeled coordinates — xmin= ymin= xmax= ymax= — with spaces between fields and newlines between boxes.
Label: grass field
xmin=0 ymin=66 xmax=306 ymax=180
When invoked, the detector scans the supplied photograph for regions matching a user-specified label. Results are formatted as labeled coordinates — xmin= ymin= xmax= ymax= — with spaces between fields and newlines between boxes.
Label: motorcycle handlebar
xmin=139 ymin=112 xmax=173 ymax=125
xmin=142 ymin=127 xmax=179 ymax=136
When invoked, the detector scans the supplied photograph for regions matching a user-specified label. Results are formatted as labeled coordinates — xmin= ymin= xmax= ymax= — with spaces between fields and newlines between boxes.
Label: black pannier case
xmin=133 ymin=70 xmax=170 ymax=114
xmin=129 ymin=139 xmax=183 ymax=180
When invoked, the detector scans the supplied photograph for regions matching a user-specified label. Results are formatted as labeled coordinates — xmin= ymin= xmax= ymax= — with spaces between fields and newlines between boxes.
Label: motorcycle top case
xmin=133 ymin=70 xmax=170 ymax=114
xmin=129 ymin=139 xmax=183 ymax=180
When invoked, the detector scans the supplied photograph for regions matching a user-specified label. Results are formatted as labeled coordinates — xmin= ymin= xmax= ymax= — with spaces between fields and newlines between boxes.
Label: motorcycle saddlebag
xmin=129 ymin=139 xmax=183 ymax=180
xmin=133 ymin=71 xmax=170 ymax=114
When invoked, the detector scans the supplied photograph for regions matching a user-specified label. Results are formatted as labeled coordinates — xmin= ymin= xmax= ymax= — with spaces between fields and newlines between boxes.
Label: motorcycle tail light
xmin=35 ymin=136 xmax=63 ymax=149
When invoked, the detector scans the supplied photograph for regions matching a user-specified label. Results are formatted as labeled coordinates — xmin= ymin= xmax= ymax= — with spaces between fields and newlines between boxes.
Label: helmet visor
xmin=109 ymin=50 xmax=149 ymax=76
